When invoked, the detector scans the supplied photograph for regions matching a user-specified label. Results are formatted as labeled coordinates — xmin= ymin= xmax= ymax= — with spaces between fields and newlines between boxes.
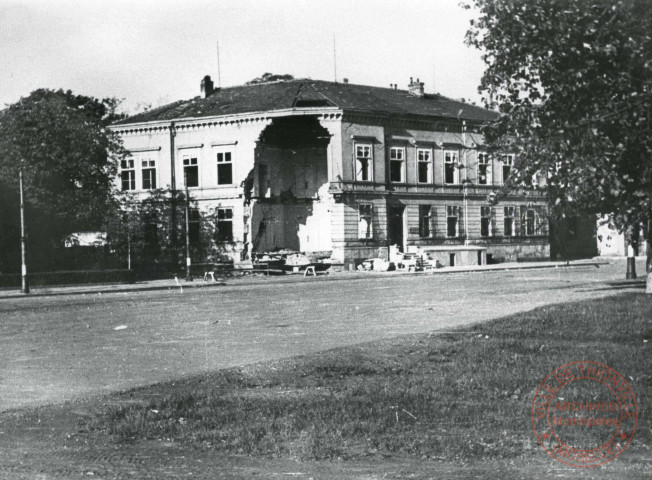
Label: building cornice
xmin=110 ymin=108 xmax=343 ymax=135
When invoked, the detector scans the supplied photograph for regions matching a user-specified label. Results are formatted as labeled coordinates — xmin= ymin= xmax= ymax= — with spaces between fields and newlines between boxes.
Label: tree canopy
xmin=0 ymin=89 xmax=127 ymax=272
xmin=465 ymin=0 xmax=651 ymax=256
xmin=246 ymin=73 xmax=295 ymax=85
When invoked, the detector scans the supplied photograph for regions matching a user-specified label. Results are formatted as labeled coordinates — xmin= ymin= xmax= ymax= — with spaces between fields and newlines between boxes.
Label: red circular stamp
xmin=531 ymin=361 xmax=638 ymax=468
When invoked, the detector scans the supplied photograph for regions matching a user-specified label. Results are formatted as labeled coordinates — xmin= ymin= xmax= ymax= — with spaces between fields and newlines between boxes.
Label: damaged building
xmin=111 ymin=76 xmax=550 ymax=269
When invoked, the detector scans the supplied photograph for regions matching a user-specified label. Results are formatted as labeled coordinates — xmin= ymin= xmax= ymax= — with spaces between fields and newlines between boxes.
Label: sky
xmin=0 ymin=0 xmax=487 ymax=115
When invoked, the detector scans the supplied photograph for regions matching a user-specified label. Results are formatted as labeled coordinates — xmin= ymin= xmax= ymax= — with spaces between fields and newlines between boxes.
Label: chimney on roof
xmin=408 ymin=77 xmax=425 ymax=97
xmin=201 ymin=75 xmax=214 ymax=98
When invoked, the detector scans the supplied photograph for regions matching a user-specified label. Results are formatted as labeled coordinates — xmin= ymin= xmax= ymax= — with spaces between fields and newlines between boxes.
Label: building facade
xmin=111 ymin=76 xmax=549 ymax=268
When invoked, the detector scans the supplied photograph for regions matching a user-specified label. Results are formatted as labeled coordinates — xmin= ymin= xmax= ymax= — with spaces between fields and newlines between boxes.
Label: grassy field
xmin=79 ymin=293 xmax=650 ymax=473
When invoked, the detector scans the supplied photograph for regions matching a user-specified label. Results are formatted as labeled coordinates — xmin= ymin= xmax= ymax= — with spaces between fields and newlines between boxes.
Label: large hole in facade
xmin=250 ymin=116 xmax=332 ymax=255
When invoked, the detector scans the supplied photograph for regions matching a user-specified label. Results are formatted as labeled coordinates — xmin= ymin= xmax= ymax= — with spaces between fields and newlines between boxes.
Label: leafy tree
xmin=246 ymin=73 xmax=295 ymax=85
xmin=0 ymin=89 xmax=127 ymax=273
xmin=105 ymin=189 xmax=235 ymax=278
xmin=465 ymin=0 xmax=652 ymax=289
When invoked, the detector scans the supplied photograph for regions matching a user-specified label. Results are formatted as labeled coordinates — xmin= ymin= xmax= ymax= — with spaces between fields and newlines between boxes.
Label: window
xmin=188 ymin=208 xmax=201 ymax=245
xmin=481 ymin=206 xmax=492 ymax=237
xmin=446 ymin=206 xmax=459 ymax=237
xmin=355 ymin=144 xmax=372 ymax=181
xmin=389 ymin=147 xmax=405 ymax=183
xmin=143 ymin=221 xmax=158 ymax=246
xmin=445 ymin=151 xmax=459 ymax=184
xmin=419 ymin=205 xmax=432 ymax=237
xmin=417 ymin=149 xmax=432 ymax=184
xmin=217 ymin=151 xmax=233 ymax=185
xmin=504 ymin=207 xmax=515 ymax=236
xmin=120 ymin=159 xmax=136 ymax=191
xmin=358 ymin=204 xmax=373 ymax=239
xmin=477 ymin=153 xmax=490 ymax=185
xmin=141 ymin=159 xmax=157 ymax=190
xmin=183 ymin=156 xmax=199 ymax=187
xmin=525 ymin=209 xmax=536 ymax=236
xmin=501 ymin=154 xmax=514 ymax=184
xmin=215 ymin=208 xmax=233 ymax=242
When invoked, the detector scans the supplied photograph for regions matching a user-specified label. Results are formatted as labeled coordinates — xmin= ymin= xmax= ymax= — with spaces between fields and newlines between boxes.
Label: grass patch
xmin=85 ymin=294 xmax=651 ymax=462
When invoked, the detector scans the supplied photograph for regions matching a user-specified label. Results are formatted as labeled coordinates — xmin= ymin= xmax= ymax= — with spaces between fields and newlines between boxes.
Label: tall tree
xmin=465 ymin=0 xmax=652 ymax=290
xmin=0 ymin=89 xmax=127 ymax=272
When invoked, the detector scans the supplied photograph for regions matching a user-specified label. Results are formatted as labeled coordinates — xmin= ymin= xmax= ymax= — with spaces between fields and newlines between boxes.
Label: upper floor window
xmin=477 ymin=153 xmax=491 ymax=185
xmin=355 ymin=144 xmax=372 ymax=182
xmin=504 ymin=206 xmax=515 ymax=237
xmin=501 ymin=154 xmax=514 ymax=184
xmin=183 ymin=156 xmax=199 ymax=187
xmin=389 ymin=147 xmax=405 ymax=183
xmin=358 ymin=204 xmax=373 ymax=239
xmin=215 ymin=208 xmax=233 ymax=242
xmin=141 ymin=159 xmax=157 ymax=190
xmin=120 ymin=159 xmax=135 ymax=191
xmin=217 ymin=151 xmax=233 ymax=185
xmin=444 ymin=151 xmax=459 ymax=185
xmin=417 ymin=149 xmax=432 ymax=184
xmin=446 ymin=205 xmax=459 ymax=237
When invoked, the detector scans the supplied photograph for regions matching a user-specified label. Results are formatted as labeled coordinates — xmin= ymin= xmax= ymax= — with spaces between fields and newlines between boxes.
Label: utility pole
xmin=19 ymin=167 xmax=29 ymax=294
xmin=184 ymin=170 xmax=192 ymax=281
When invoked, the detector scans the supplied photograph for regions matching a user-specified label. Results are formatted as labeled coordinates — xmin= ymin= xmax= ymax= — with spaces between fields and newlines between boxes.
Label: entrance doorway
xmin=388 ymin=206 xmax=405 ymax=251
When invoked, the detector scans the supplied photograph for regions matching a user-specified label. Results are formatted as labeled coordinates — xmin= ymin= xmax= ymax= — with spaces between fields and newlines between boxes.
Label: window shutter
xmin=490 ymin=206 xmax=497 ymax=237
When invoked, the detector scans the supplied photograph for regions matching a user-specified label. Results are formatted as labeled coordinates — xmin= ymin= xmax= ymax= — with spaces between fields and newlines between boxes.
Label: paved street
xmin=0 ymin=259 xmax=646 ymax=412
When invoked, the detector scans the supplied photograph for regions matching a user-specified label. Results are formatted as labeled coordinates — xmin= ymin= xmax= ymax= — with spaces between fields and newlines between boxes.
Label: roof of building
xmin=114 ymin=78 xmax=499 ymax=126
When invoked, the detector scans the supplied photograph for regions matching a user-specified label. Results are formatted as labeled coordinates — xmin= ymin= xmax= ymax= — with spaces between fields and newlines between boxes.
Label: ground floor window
xmin=215 ymin=208 xmax=233 ymax=242
xmin=188 ymin=208 xmax=201 ymax=245
xmin=419 ymin=205 xmax=432 ymax=237
xmin=447 ymin=206 xmax=459 ymax=237
xmin=525 ymin=209 xmax=536 ymax=236
xmin=504 ymin=206 xmax=515 ymax=236
xmin=358 ymin=204 xmax=373 ymax=239
xmin=481 ymin=206 xmax=492 ymax=237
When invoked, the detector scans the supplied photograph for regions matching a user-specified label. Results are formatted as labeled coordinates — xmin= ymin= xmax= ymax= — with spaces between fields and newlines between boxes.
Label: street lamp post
xmin=462 ymin=179 xmax=472 ymax=246
xmin=184 ymin=171 xmax=192 ymax=281
xmin=19 ymin=167 xmax=29 ymax=294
